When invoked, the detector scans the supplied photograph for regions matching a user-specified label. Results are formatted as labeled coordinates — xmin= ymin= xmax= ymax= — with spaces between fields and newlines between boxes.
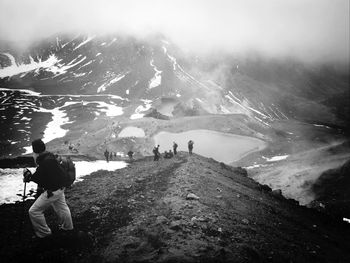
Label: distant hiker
xmin=114 ymin=152 xmax=117 ymax=158
xmin=152 ymin=147 xmax=157 ymax=161
xmin=127 ymin=150 xmax=134 ymax=161
xmin=164 ymin=151 xmax=169 ymax=159
xmin=173 ymin=142 xmax=178 ymax=155
xmin=104 ymin=149 xmax=109 ymax=163
xmin=109 ymin=152 xmax=113 ymax=161
xmin=169 ymin=150 xmax=174 ymax=158
xmin=23 ymin=139 xmax=74 ymax=239
xmin=164 ymin=150 xmax=174 ymax=159
xmin=153 ymin=145 xmax=160 ymax=161
xmin=188 ymin=140 xmax=194 ymax=155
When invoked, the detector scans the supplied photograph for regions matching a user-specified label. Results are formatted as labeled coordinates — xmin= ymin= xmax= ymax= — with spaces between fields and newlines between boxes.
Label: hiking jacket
xmin=31 ymin=152 xmax=65 ymax=191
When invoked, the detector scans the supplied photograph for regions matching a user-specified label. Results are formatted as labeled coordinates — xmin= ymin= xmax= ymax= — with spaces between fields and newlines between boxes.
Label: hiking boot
xmin=31 ymin=234 xmax=53 ymax=250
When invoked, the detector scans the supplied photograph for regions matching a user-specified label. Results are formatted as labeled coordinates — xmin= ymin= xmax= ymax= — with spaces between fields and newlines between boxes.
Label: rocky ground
xmin=1 ymin=152 xmax=350 ymax=263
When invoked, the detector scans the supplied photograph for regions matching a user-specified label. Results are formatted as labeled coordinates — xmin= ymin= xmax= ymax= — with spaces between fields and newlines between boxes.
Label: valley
xmin=0 ymin=33 xmax=349 ymax=262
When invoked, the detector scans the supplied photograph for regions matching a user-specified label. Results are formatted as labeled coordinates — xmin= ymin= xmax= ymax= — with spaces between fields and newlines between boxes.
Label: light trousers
xmin=29 ymin=188 xmax=73 ymax=238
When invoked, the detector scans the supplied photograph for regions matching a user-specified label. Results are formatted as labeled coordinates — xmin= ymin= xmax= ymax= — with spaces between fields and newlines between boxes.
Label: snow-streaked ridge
xmin=0 ymin=54 xmax=59 ymax=78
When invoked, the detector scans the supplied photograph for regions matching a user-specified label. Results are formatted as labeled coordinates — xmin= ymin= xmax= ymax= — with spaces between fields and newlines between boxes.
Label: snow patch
xmin=148 ymin=59 xmax=162 ymax=89
xmin=46 ymin=56 xmax=87 ymax=77
xmin=244 ymin=164 xmax=269 ymax=169
xmin=107 ymin=38 xmax=117 ymax=46
xmin=263 ymin=155 xmax=289 ymax=162
xmin=97 ymin=74 xmax=126 ymax=93
xmin=23 ymin=103 xmax=72 ymax=154
xmin=73 ymin=35 xmax=95 ymax=51
xmin=313 ymin=124 xmax=331 ymax=129
xmin=130 ymin=100 xmax=152 ymax=119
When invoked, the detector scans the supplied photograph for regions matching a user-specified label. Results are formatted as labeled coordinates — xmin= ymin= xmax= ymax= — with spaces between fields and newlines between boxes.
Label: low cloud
xmin=0 ymin=0 xmax=349 ymax=64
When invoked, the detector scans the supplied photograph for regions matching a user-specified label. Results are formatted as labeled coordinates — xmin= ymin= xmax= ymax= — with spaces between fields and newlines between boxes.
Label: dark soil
xmin=1 ymin=152 xmax=350 ymax=262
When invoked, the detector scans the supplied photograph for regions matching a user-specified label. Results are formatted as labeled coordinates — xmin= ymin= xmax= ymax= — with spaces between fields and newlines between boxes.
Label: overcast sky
xmin=0 ymin=0 xmax=348 ymax=63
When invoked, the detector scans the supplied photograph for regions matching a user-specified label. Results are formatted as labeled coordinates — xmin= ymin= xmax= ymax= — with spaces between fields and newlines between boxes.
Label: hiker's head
xmin=32 ymin=139 xmax=45 ymax=154
xmin=32 ymin=139 xmax=46 ymax=164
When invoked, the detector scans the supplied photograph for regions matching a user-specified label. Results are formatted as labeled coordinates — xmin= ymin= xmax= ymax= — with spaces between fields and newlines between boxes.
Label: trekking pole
xmin=19 ymin=169 xmax=29 ymax=240
xmin=23 ymin=181 xmax=27 ymax=203
xmin=18 ymin=181 xmax=27 ymax=241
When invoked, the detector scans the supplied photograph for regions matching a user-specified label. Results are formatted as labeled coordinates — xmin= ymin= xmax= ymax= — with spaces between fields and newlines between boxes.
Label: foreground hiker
xmin=188 ymin=140 xmax=194 ymax=155
xmin=23 ymin=139 xmax=74 ymax=239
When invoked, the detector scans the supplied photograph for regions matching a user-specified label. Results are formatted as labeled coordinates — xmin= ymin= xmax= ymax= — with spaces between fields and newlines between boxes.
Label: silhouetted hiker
xmin=23 ymin=139 xmax=74 ymax=240
xmin=109 ymin=152 xmax=113 ymax=161
xmin=169 ymin=150 xmax=174 ymax=158
xmin=188 ymin=140 xmax=194 ymax=155
xmin=164 ymin=151 xmax=169 ymax=158
xmin=153 ymin=145 xmax=160 ymax=161
xmin=127 ymin=150 xmax=134 ymax=161
xmin=164 ymin=150 xmax=174 ymax=159
xmin=104 ymin=149 xmax=109 ymax=163
xmin=173 ymin=142 xmax=178 ymax=155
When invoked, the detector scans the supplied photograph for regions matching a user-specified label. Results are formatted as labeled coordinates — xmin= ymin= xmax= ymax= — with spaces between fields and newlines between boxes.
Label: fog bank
xmin=0 ymin=0 xmax=349 ymax=64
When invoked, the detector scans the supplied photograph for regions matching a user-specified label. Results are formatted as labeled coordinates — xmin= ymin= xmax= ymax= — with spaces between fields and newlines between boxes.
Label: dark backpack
xmin=57 ymin=156 xmax=76 ymax=187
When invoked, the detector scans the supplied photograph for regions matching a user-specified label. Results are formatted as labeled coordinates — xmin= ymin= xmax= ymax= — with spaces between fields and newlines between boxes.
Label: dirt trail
xmin=1 ymin=152 xmax=350 ymax=262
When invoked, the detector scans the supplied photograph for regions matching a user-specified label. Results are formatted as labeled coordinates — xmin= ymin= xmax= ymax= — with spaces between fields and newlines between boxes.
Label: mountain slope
xmin=1 ymin=153 xmax=349 ymax=262
xmin=0 ymin=34 xmax=348 ymax=125
xmin=1 ymin=33 xmax=348 ymax=160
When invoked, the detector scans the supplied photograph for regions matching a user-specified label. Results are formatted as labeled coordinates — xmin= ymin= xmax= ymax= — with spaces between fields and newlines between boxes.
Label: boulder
xmin=186 ymin=193 xmax=200 ymax=200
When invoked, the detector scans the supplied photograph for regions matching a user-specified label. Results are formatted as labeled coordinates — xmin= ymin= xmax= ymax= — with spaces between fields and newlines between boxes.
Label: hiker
xmin=164 ymin=150 xmax=174 ymax=159
xmin=169 ymin=149 xmax=174 ymax=158
xmin=188 ymin=140 xmax=194 ymax=155
xmin=164 ymin=151 xmax=169 ymax=159
xmin=23 ymin=139 xmax=74 ymax=239
xmin=153 ymin=145 xmax=160 ymax=161
xmin=109 ymin=151 xmax=113 ymax=161
xmin=104 ymin=149 xmax=109 ymax=163
xmin=127 ymin=150 xmax=134 ymax=161
xmin=173 ymin=142 xmax=178 ymax=155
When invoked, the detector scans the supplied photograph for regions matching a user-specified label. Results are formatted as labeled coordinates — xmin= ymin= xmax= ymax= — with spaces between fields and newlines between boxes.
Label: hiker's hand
xmin=23 ymin=168 xmax=32 ymax=182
